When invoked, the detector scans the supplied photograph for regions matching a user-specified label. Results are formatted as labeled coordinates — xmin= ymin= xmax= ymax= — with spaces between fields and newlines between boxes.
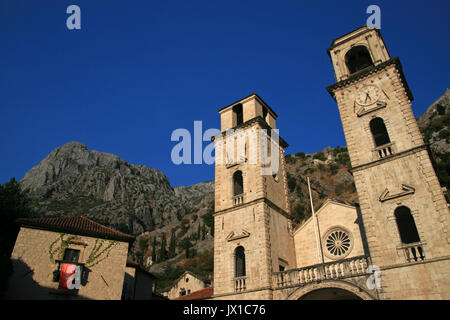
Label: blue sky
xmin=1 ymin=0 xmax=449 ymax=187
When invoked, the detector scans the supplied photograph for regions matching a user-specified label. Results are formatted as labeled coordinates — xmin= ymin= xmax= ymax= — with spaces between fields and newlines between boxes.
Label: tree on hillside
xmin=151 ymin=236 xmax=157 ymax=262
xmin=179 ymin=237 xmax=193 ymax=259
xmin=197 ymin=223 xmax=201 ymax=240
xmin=0 ymin=177 xmax=34 ymax=256
xmin=168 ymin=228 xmax=176 ymax=258
xmin=292 ymin=203 xmax=306 ymax=224
xmin=158 ymin=233 xmax=167 ymax=262
xmin=0 ymin=177 xmax=35 ymax=295
xmin=201 ymin=224 xmax=207 ymax=240
xmin=201 ymin=201 xmax=214 ymax=237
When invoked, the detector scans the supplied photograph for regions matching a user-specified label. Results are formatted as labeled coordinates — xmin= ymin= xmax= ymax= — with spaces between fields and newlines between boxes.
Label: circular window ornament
xmin=323 ymin=227 xmax=353 ymax=259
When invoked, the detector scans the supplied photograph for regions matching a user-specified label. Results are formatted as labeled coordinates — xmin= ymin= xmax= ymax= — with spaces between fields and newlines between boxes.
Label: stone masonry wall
xmin=8 ymin=227 xmax=129 ymax=300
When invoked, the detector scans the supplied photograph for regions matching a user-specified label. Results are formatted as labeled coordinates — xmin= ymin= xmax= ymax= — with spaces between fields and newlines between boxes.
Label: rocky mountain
xmin=417 ymin=89 xmax=450 ymax=152
xmin=20 ymin=142 xmax=214 ymax=236
xmin=417 ymin=89 xmax=450 ymax=189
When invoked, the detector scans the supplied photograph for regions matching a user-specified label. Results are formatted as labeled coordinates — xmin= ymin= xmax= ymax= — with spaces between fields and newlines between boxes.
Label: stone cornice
xmin=349 ymin=144 xmax=428 ymax=174
xmin=214 ymin=196 xmax=291 ymax=220
xmin=379 ymin=255 xmax=450 ymax=272
xmin=327 ymin=26 xmax=373 ymax=53
xmin=218 ymin=93 xmax=278 ymax=118
xmin=211 ymin=116 xmax=289 ymax=148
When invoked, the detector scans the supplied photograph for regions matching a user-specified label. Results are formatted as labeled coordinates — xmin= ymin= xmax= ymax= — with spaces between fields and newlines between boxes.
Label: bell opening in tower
xmin=233 ymin=103 xmax=243 ymax=126
xmin=345 ymin=45 xmax=374 ymax=74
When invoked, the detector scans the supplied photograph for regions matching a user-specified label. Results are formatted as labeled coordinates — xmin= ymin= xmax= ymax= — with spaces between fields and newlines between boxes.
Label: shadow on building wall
xmin=1 ymin=258 xmax=90 ymax=300
xmin=355 ymin=206 xmax=371 ymax=258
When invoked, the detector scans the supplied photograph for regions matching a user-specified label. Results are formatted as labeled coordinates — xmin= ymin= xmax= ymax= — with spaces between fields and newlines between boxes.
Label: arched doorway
xmin=287 ymin=280 xmax=375 ymax=300
xmin=299 ymin=288 xmax=362 ymax=300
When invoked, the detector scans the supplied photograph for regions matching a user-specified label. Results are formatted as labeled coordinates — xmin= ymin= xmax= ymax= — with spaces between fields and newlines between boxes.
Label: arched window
xmin=262 ymin=106 xmax=268 ymax=123
xmin=394 ymin=206 xmax=420 ymax=244
xmin=345 ymin=46 xmax=374 ymax=74
xmin=235 ymin=246 xmax=246 ymax=277
xmin=233 ymin=171 xmax=243 ymax=196
xmin=394 ymin=206 xmax=424 ymax=262
xmin=370 ymin=117 xmax=391 ymax=147
xmin=233 ymin=104 xmax=243 ymax=126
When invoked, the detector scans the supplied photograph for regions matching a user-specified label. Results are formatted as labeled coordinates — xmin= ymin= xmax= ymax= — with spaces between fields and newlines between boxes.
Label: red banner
xmin=58 ymin=263 xmax=76 ymax=290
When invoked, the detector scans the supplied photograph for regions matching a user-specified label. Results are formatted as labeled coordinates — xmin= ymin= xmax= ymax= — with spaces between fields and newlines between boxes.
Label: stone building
xmin=164 ymin=271 xmax=211 ymax=300
xmin=6 ymin=216 xmax=157 ymax=300
xmin=122 ymin=258 xmax=157 ymax=300
xmin=211 ymin=26 xmax=450 ymax=300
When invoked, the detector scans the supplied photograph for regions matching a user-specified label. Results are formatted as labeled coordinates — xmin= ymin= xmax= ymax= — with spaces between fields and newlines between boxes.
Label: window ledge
xmin=48 ymin=288 xmax=79 ymax=296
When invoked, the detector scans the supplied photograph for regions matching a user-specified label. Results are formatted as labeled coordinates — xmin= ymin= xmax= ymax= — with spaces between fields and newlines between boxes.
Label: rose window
xmin=324 ymin=229 xmax=352 ymax=258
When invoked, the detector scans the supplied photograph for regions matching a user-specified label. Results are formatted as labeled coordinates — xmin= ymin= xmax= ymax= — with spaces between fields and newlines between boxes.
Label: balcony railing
xmin=399 ymin=242 xmax=425 ymax=263
xmin=232 ymin=194 xmax=244 ymax=206
xmin=272 ymin=256 xmax=370 ymax=289
xmin=374 ymin=142 xmax=394 ymax=159
xmin=234 ymin=276 xmax=247 ymax=292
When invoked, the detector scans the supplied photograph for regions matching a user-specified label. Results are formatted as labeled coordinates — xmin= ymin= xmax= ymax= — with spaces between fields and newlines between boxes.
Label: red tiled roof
xmin=174 ymin=287 xmax=214 ymax=300
xmin=16 ymin=216 xmax=135 ymax=242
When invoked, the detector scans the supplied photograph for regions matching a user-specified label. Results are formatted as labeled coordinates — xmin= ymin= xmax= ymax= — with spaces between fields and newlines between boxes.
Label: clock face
xmin=356 ymin=85 xmax=380 ymax=106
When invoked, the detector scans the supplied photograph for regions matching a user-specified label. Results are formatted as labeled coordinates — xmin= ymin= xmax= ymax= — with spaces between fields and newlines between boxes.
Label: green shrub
xmin=334 ymin=182 xmax=356 ymax=194
xmin=287 ymin=176 xmax=297 ymax=192
xmin=437 ymin=104 xmax=446 ymax=115
xmin=304 ymin=167 xmax=315 ymax=174
xmin=336 ymin=152 xmax=351 ymax=167
xmin=313 ymin=151 xmax=326 ymax=161
xmin=438 ymin=129 xmax=450 ymax=141
xmin=295 ymin=185 xmax=304 ymax=198
xmin=292 ymin=203 xmax=306 ymax=223
xmin=332 ymin=146 xmax=347 ymax=156
xmin=153 ymin=264 xmax=185 ymax=292
xmin=285 ymin=155 xmax=296 ymax=164
xmin=201 ymin=202 xmax=214 ymax=236
xmin=432 ymin=151 xmax=450 ymax=190
xmin=295 ymin=152 xmax=306 ymax=159
xmin=328 ymin=162 xmax=339 ymax=175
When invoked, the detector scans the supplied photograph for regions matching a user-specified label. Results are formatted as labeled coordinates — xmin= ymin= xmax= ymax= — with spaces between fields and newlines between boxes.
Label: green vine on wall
xmin=48 ymin=233 xmax=78 ymax=262
xmin=85 ymin=239 xmax=118 ymax=267
xmin=48 ymin=234 xmax=118 ymax=268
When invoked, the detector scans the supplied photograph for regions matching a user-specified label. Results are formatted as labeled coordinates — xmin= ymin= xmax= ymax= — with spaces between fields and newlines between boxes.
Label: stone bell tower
xmin=327 ymin=26 xmax=450 ymax=299
xmin=212 ymin=93 xmax=296 ymax=299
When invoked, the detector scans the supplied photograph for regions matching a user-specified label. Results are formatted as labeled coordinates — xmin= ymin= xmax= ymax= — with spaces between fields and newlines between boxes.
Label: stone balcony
xmin=374 ymin=142 xmax=395 ymax=159
xmin=398 ymin=242 xmax=426 ymax=263
xmin=232 ymin=194 xmax=244 ymax=206
xmin=272 ymin=255 xmax=370 ymax=289
xmin=234 ymin=276 xmax=247 ymax=292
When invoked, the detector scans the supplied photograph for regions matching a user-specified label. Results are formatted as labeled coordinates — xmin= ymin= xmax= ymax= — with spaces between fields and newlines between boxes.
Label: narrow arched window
xmin=233 ymin=171 xmax=243 ymax=196
xmin=395 ymin=206 xmax=420 ymax=244
xmin=345 ymin=46 xmax=373 ymax=74
xmin=235 ymin=246 xmax=246 ymax=277
xmin=262 ymin=106 xmax=268 ymax=123
xmin=370 ymin=117 xmax=391 ymax=147
xmin=233 ymin=104 xmax=243 ymax=126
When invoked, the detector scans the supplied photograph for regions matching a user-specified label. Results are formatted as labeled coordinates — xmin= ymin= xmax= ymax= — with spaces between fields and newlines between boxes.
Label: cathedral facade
xmin=211 ymin=26 xmax=450 ymax=300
